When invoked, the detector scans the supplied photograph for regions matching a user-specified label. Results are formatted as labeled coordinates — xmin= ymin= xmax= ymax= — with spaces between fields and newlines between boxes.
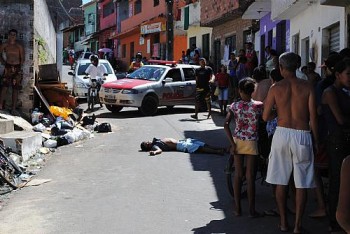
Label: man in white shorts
xmin=263 ymin=52 xmax=318 ymax=233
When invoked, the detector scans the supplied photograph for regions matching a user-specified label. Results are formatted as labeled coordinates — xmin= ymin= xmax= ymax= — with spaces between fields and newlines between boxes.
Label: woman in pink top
xmin=224 ymin=77 xmax=263 ymax=217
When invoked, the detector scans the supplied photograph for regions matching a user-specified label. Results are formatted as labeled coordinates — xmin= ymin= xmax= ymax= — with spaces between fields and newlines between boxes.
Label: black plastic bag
xmin=95 ymin=123 xmax=112 ymax=133
xmin=82 ymin=114 xmax=96 ymax=126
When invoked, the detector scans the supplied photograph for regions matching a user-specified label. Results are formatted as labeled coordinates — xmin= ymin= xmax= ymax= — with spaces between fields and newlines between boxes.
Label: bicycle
xmin=225 ymin=153 xmax=268 ymax=198
xmin=0 ymin=141 xmax=22 ymax=189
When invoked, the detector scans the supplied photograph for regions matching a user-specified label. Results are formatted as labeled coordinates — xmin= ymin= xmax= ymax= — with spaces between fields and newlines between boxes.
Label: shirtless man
xmin=263 ymin=52 xmax=318 ymax=233
xmin=0 ymin=29 xmax=25 ymax=114
xmin=140 ymin=137 xmax=225 ymax=156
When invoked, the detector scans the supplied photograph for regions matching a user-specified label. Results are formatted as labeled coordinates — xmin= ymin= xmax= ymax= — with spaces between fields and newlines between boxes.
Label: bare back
xmin=252 ymin=79 xmax=272 ymax=102
xmin=268 ymin=76 xmax=314 ymax=130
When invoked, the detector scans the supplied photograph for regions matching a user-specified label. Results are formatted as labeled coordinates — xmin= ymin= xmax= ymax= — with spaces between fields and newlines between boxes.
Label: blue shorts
xmin=176 ymin=138 xmax=205 ymax=153
xmin=218 ymin=87 xmax=229 ymax=101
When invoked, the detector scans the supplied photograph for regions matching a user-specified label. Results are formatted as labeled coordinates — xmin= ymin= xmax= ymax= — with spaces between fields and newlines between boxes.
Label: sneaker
xmin=190 ymin=114 xmax=198 ymax=120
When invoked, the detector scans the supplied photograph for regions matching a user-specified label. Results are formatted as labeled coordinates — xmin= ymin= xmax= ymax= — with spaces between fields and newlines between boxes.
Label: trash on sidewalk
xmin=23 ymin=178 xmax=52 ymax=187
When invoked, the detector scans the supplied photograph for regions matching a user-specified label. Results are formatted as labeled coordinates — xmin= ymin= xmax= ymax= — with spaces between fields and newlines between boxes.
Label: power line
xmin=58 ymin=0 xmax=79 ymax=23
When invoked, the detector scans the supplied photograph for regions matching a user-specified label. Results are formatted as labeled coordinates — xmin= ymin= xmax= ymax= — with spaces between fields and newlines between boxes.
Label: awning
xmin=114 ymin=26 xmax=140 ymax=39
xmin=61 ymin=24 xmax=84 ymax=33
xmin=242 ymin=0 xmax=271 ymax=20
xmin=80 ymin=33 xmax=98 ymax=45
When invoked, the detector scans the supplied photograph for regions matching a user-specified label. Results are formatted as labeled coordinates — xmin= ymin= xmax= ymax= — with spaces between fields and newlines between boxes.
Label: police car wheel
xmin=106 ymin=105 xmax=123 ymax=113
xmin=139 ymin=96 xmax=158 ymax=116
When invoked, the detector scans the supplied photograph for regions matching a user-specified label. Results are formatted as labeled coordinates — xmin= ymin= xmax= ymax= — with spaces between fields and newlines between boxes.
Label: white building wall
xmin=289 ymin=2 xmax=345 ymax=71
xmin=34 ymin=0 xmax=56 ymax=64
xmin=188 ymin=1 xmax=201 ymax=26
xmin=187 ymin=26 xmax=212 ymax=52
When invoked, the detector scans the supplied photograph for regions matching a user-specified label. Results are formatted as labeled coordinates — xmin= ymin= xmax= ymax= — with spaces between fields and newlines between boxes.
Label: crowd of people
xmin=188 ymin=41 xmax=350 ymax=233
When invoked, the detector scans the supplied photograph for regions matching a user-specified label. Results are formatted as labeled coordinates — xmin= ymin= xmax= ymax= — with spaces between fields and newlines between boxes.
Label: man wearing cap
xmin=191 ymin=57 xmax=213 ymax=120
xmin=245 ymin=42 xmax=258 ymax=77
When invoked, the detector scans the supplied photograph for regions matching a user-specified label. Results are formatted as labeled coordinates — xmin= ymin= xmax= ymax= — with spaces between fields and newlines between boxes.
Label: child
xmin=215 ymin=64 xmax=230 ymax=116
xmin=224 ymin=77 xmax=263 ymax=217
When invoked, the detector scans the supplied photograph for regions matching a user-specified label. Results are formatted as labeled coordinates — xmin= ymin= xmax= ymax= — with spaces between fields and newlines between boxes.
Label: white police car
xmin=99 ymin=60 xmax=199 ymax=116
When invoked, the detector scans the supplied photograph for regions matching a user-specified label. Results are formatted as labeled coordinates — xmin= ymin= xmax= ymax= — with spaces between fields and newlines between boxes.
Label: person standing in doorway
xmin=0 ymin=29 xmax=25 ymax=115
xmin=245 ymin=42 xmax=258 ymax=77
xmin=228 ymin=52 xmax=238 ymax=101
xmin=263 ymin=52 xmax=318 ymax=233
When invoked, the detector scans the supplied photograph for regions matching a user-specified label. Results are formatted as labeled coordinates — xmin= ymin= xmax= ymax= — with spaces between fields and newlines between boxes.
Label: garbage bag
xmin=82 ymin=114 xmax=96 ymax=126
xmin=44 ymin=139 xmax=57 ymax=148
xmin=33 ymin=123 xmax=46 ymax=132
xmin=51 ymin=126 xmax=69 ymax=136
xmin=56 ymin=136 xmax=69 ymax=147
xmin=94 ymin=123 xmax=112 ymax=133
xmin=50 ymin=106 xmax=73 ymax=120
xmin=64 ymin=132 xmax=76 ymax=144
xmin=31 ymin=108 xmax=44 ymax=124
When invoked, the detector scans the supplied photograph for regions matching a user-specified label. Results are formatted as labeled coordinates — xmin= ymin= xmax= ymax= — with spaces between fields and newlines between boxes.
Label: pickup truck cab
xmin=99 ymin=61 xmax=199 ymax=115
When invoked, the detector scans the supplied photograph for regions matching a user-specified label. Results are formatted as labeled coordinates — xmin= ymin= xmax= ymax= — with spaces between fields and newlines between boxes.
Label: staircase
xmin=0 ymin=116 xmax=42 ymax=162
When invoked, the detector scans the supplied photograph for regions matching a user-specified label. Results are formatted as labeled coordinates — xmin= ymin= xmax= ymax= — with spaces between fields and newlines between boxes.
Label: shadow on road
xmin=94 ymin=106 xmax=194 ymax=119
xmin=184 ymin=128 xmax=329 ymax=234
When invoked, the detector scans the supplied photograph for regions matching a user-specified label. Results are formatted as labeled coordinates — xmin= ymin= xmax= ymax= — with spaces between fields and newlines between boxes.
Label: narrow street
xmin=0 ymin=79 xmax=329 ymax=233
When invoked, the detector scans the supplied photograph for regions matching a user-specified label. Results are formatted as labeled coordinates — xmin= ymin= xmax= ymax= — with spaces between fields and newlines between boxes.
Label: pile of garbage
xmin=31 ymin=106 xmax=111 ymax=149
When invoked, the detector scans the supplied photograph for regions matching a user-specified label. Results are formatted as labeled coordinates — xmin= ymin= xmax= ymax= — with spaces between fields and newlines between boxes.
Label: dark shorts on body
xmin=2 ymin=63 xmax=22 ymax=90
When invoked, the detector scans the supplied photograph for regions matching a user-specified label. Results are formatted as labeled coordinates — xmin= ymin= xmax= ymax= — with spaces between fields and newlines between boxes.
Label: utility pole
xmin=166 ymin=0 xmax=174 ymax=60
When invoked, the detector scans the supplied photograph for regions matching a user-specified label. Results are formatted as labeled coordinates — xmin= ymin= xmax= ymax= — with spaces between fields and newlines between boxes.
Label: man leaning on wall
xmin=0 ymin=29 xmax=25 ymax=115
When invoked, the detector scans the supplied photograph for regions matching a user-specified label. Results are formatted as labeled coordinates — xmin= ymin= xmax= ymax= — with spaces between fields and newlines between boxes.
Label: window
xmin=122 ymin=44 xmax=126 ymax=58
xmin=189 ymin=37 xmax=196 ymax=48
xmin=134 ymin=0 xmax=142 ymax=15
xmin=225 ymin=35 xmax=236 ymax=54
xmin=154 ymin=0 xmax=159 ymax=6
xmin=183 ymin=68 xmax=196 ymax=81
xmin=88 ymin=13 xmax=95 ymax=24
xmin=166 ymin=69 xmax=182 ymax=82
xmin=103 ymin=2 xmax=114 ymax=18
xmin=292 ymin=33 xmax=299 ymax=54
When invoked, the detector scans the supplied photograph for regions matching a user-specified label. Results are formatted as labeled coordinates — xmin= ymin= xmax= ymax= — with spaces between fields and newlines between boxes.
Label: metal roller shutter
xmin=330 ymin=25 xmax=340 ymax=53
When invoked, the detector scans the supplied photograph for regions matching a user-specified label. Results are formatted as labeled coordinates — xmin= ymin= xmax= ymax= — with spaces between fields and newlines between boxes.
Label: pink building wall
xmin=99 ymin=0 xmax=116 ymax=30
xmin=121 ymin=0 xmax=167 ymax=31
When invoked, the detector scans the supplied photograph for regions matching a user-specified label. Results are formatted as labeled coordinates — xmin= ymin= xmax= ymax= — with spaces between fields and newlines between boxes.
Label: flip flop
xmin=264 ymin=209 xmax=279 ymax=217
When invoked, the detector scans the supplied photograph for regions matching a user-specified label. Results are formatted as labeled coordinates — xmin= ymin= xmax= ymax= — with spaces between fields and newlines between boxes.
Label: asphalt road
xmin=0 ymin=65 xmax=329 ymax=234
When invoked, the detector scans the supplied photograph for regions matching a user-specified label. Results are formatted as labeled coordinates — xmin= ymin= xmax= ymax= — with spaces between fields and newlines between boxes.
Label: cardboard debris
xmin=24 ymin=178 xmax=52 ymax=187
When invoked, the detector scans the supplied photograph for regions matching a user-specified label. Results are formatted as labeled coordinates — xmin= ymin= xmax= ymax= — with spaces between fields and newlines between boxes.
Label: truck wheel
xmin=106 ymin=105 xmax=123 ymax=113
xmin=139 ymin=96 xmax=158 ymax=116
